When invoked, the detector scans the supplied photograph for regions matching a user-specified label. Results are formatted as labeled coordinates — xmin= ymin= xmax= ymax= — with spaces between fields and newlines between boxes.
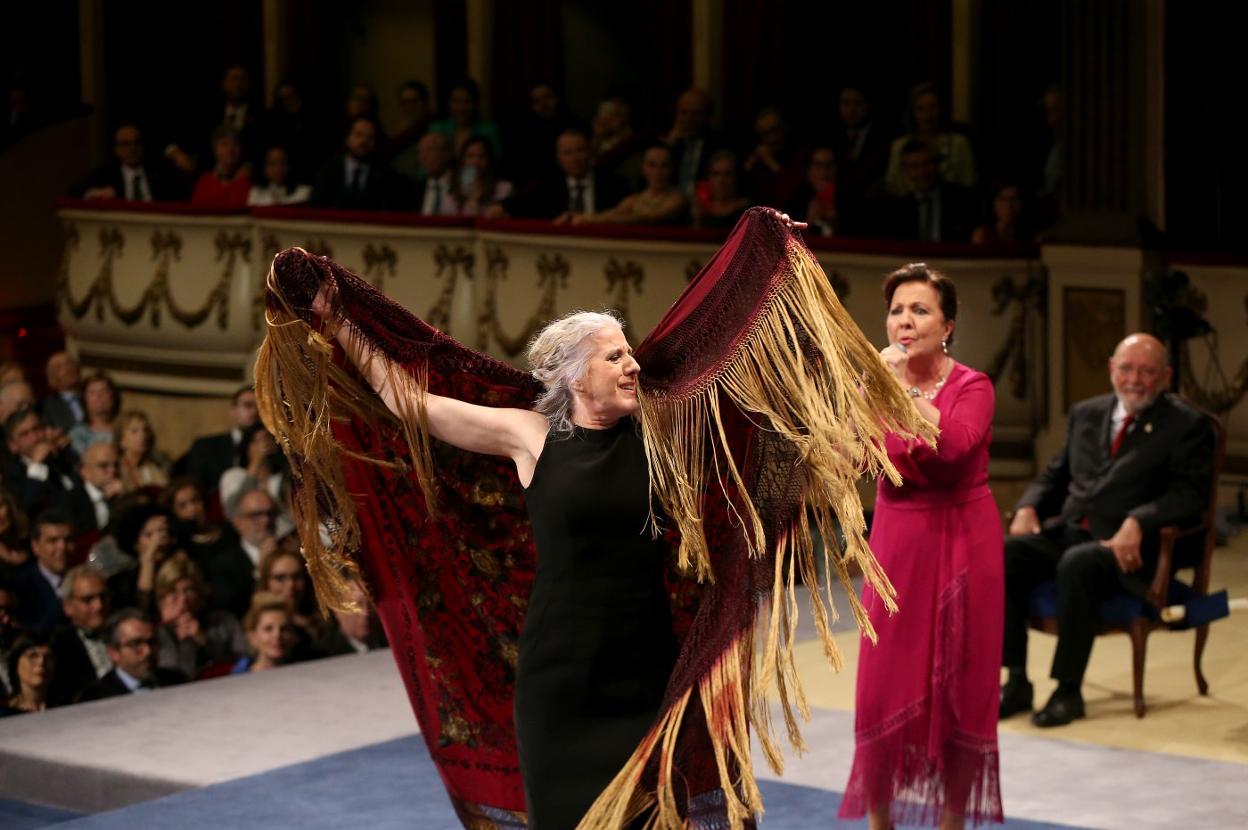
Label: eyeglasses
xmin=117 ymin=637 xmax=156 ymax=650
xmin=240 ymin=509 xmax=278 ymax=520
xmin=72 ymin=591 xmax=108 ymax=605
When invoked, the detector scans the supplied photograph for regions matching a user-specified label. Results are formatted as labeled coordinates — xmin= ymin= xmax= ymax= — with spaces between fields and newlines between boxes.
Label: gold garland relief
xmin=426 ymin=243 xmax=475 ymax=332
xmin=477 ymin=247 xmax=568 ymax=357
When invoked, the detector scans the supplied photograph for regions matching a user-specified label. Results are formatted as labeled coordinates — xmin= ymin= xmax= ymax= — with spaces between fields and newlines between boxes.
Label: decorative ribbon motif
xmin=477 ymin=246 xmax=568 ymax=356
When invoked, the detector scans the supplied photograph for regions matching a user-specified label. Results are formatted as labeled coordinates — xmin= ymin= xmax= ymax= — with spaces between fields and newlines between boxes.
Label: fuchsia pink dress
xmin=841 ymin=361 xmax=1005 ymax=825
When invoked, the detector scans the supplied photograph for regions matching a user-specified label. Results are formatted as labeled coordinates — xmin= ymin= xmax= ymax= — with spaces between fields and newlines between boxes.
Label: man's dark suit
xmin=70 ymin=161 xmax=187 ymax=202
xmin=40 ymin=392 xmax=82 ymax=432
xmin=78 ymin=666 xmax=187 ymax=702
xmin=1004 ymin=392 xmax=1213 ymax=684
xmin=13 ymin=560 xmax=67 ymax=633
xmin=883 ymin=183 xmax=977 ymax=243
xmin=206 ymin=539 xmax=256 ymax=619
xmin=1 ymin=449 xmax=79 ymax=519
xmin=311 ymin=156 xmax=403 ymax=211
xmin=56 ymin=483 xmax=114 ymax=537
xmin=50 ymin=624 xmax=106 ymax=703
xmin=511 ymin=170 xmax=630 ymax=219
xmin=178 ymin=431 xmax=241 ymax=496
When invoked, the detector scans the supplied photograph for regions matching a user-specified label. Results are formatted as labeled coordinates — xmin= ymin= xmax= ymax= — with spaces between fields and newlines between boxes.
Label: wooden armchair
xmin=1028 ymin=403 xmax=1225 ymax=718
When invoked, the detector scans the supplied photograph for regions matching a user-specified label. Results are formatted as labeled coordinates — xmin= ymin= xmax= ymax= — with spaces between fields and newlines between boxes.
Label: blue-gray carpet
xmin=0 ymin=799 xmax=80 ymax=829
xmin=18 ymin=735 xmax=1084 ymax=829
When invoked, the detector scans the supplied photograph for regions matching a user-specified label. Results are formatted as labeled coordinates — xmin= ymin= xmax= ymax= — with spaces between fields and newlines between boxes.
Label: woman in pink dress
xmin=841 ymin=263 xmax=1004 ymax=829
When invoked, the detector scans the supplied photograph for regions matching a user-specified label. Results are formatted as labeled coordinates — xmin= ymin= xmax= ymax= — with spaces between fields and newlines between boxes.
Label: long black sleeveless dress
xmin=516 ymin=417 xmax=678 ymax=830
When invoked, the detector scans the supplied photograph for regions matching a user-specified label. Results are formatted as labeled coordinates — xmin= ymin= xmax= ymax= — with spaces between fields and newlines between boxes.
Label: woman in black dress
xmin=317 ymin=293 xmax=675 ymax=828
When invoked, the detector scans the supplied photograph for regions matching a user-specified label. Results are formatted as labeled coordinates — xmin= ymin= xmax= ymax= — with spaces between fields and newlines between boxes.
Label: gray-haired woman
xmin=316 ymin=288 xmax=660 ymax=827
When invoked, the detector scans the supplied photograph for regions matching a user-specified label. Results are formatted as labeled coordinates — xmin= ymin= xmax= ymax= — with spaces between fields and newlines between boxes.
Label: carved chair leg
xmin=1195 ymin=624 xmax=1210 ymax=696
xmin=1129 ymin=619 xmax=1149 ymax=718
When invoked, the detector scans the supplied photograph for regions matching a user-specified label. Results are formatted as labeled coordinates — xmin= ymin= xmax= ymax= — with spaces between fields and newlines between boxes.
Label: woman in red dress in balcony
xmin=191 ymin=128 xmax=251 ymax=209
xmin=841 ymin=263 xmax=1005 ymax=829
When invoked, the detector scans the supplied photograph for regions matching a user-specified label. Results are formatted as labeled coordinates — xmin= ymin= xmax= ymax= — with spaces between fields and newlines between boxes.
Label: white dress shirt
xmin=565 ymin=175 xmax=596 ymax=215
xmin=84 ymin=480 xmax=110 ymax=529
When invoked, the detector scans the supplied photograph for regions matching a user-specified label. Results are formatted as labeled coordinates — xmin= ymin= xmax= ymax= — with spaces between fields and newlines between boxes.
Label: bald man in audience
xmin=59 ymin=442 xmax=125 ymax=535
xmin=0 ymin=379 xmax=35 ymax=421
xmin=1000 ymin=333 xmax=1214 ymax=727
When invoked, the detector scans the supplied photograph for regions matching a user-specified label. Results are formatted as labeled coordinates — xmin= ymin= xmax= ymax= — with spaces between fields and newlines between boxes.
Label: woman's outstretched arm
xmin=314 ymin=288 xmax=548 ymax=471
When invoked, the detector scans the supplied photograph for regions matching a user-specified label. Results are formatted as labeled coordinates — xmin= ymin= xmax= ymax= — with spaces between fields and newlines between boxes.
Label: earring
xmin=941 ymin=339 xmax=949 ymax=354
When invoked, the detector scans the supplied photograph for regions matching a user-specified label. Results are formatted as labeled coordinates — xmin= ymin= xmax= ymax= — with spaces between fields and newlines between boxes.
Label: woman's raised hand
xmin=763 ymin=206 xmax=808 ymax=230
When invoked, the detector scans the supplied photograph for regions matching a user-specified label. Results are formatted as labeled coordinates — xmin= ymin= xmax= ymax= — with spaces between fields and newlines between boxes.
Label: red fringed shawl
xmin=254 ymin=208 xmax=933 ymax=828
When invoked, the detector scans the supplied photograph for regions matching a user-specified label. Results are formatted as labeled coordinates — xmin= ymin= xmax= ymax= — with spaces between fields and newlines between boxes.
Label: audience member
xmin=68 ymin=372 xmax=120 ymax=455
xmin=513 ymin=128 xmax=627 ymax=221
xmin=60 ymin=441 xmax=123 ymax=536
xmin=176 ymin=386 xmax=258 ymax=498
xmin=73 ymin=124 xmax=186 ymax=202
xmin=1000 ymin=334 xmax=1214 ymax=727
xmin=592 ymin=96 xmax=647 ymax=190
xmin=79 ymin=608 xmax=186 ymax=700
xmin=315 ymin=577 xmax=387 ymax=656
xmin=0 ymin=581 xmax=19 ymax=696
xmin=0 ymin=361 xmax=24 ymax=386
xmin=4 ymin=408 xmax=79 ymax=517
xmin=413 ymin=132 xmax=458 ymax=216
xmin=247 ymin=145 xmax=312 ymax=206
xmin=972 ymin=180 xmax=1033 ymax=244
xmin=232 ymin=592 xmax=296 ymax=674
xmin=663 ymin=88 xmax=719 ymax=194
xmin=219 ymin=427 xmax=289 ymax=526
xmin=429 ymin=78 xmax=502 ymax=161
xmin=691 ymin=150 xmax=749 ymax=230
xmin=210 ymin=488 xmax=281 ymax=618
xmin=260 ymin=80 xmax=322 ymax=181
xmin=258 ymin=549 xmax=322 ymax=653
xmin=40 ymin=352 xmax=83 ymax=432
xmin=14 ymin=510 xmax=74 ymax=632
xmin=0 ymin=488 xmax=29 ymax=580
xmin=114 ymin=411 xmax=170 ymax=493
xmin=50 ymin=565 xmax=112 ymax=702
xmin=885 ymin=82 xmax=976 ymax=196
xmin=190 ymin=128 xmax=252 ymax=208
xmin=789 ymin=146 xmax=840 ymax=236
xmin=163 ymin=478 xmax=233 ymax=577
xmin=154 ymin=557 xmax=245 ymax=679
xmin=579 ymin=142 xmax=688 ymax=226
xmin=343 ymin=84 xmax=381 ymax=131
xmin=381 ymin=80 xmax=432 ymax=182
xmin=0 ymin=378 xmax=36 ymax=421
xmin=744 ymin=107 xmax=809 ymax=209
xmin=1 ymin=634 xmax=59 ymax=715
xmin=828 ymin=85 xmax=890 ymax=215
xmin=311 ymin=116 xmax=401 ymax=211
xmin=217 ymin=65 xmax=261 ymax=158
xmin=455 ymin=135 xmax=513 ymax=217
xmin=883 ymin=140 xmax=976 ymax=242
xmin=509 ymin=82 xmax=579 ymax=186
xmin=107 ymin=503 xmax=176 ymax=612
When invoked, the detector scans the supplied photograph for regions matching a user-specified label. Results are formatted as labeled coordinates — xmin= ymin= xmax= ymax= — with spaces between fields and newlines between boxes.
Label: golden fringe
xmin=253 ymin=254 xmax=438 ymax=613
xmin=580 ymin=242 xmax=937 ymax=828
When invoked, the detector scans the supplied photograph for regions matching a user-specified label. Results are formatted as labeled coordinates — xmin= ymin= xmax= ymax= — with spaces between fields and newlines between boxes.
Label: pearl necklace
xmin=906 ymin=360 xmax=951 ymax=400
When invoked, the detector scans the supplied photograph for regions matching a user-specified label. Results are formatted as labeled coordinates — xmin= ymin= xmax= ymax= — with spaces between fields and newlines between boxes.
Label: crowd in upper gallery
xmin=66 ymin=66 xmax=1062 ymax=245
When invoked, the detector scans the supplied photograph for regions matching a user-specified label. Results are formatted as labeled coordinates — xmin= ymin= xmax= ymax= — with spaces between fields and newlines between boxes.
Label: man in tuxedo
xmin=51 ymin=565 xmax=113 ymax=702
xmin=40 ymin=352 xmax=83 ymax=432
xmin=59 ymin=442 xmax=124 ymax=536
xmin=207 ymin=488 xmax=279 ymax=618
xmin=829 ymin=85 xmax=890 ymax=232
xmin=80 ymin=609 xmax=185 ymax=701
xmin=3 ymin=408 xmax=79 ymax=516
xmin=314 ymin=577 xmax=387 ymax=657
xmin=511 ymin=129 xmax=629 ymax=221
xmin=412 ymin=132 xmax=456 ymax=216
xmin=311 ymin=116 xmax=401 ymax=211
xmin=176 ymin=387 xmax=258 ymax=497
xmin=663 ymin=88 xmax=721 ymax=194
xmin=72 ymin=124 xmax=187 ymax=203
xmin=13 ymin=510 xmax=75 ymax=632
xmin=999 ymin=333 xmax=1214 ymax=727
xmin=883 ymin=140 xmax=975 ymax=242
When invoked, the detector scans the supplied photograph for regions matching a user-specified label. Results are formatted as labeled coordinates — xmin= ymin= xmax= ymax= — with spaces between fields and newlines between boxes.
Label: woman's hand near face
xmin=880 ymin=344 xmax=908 ymax=382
